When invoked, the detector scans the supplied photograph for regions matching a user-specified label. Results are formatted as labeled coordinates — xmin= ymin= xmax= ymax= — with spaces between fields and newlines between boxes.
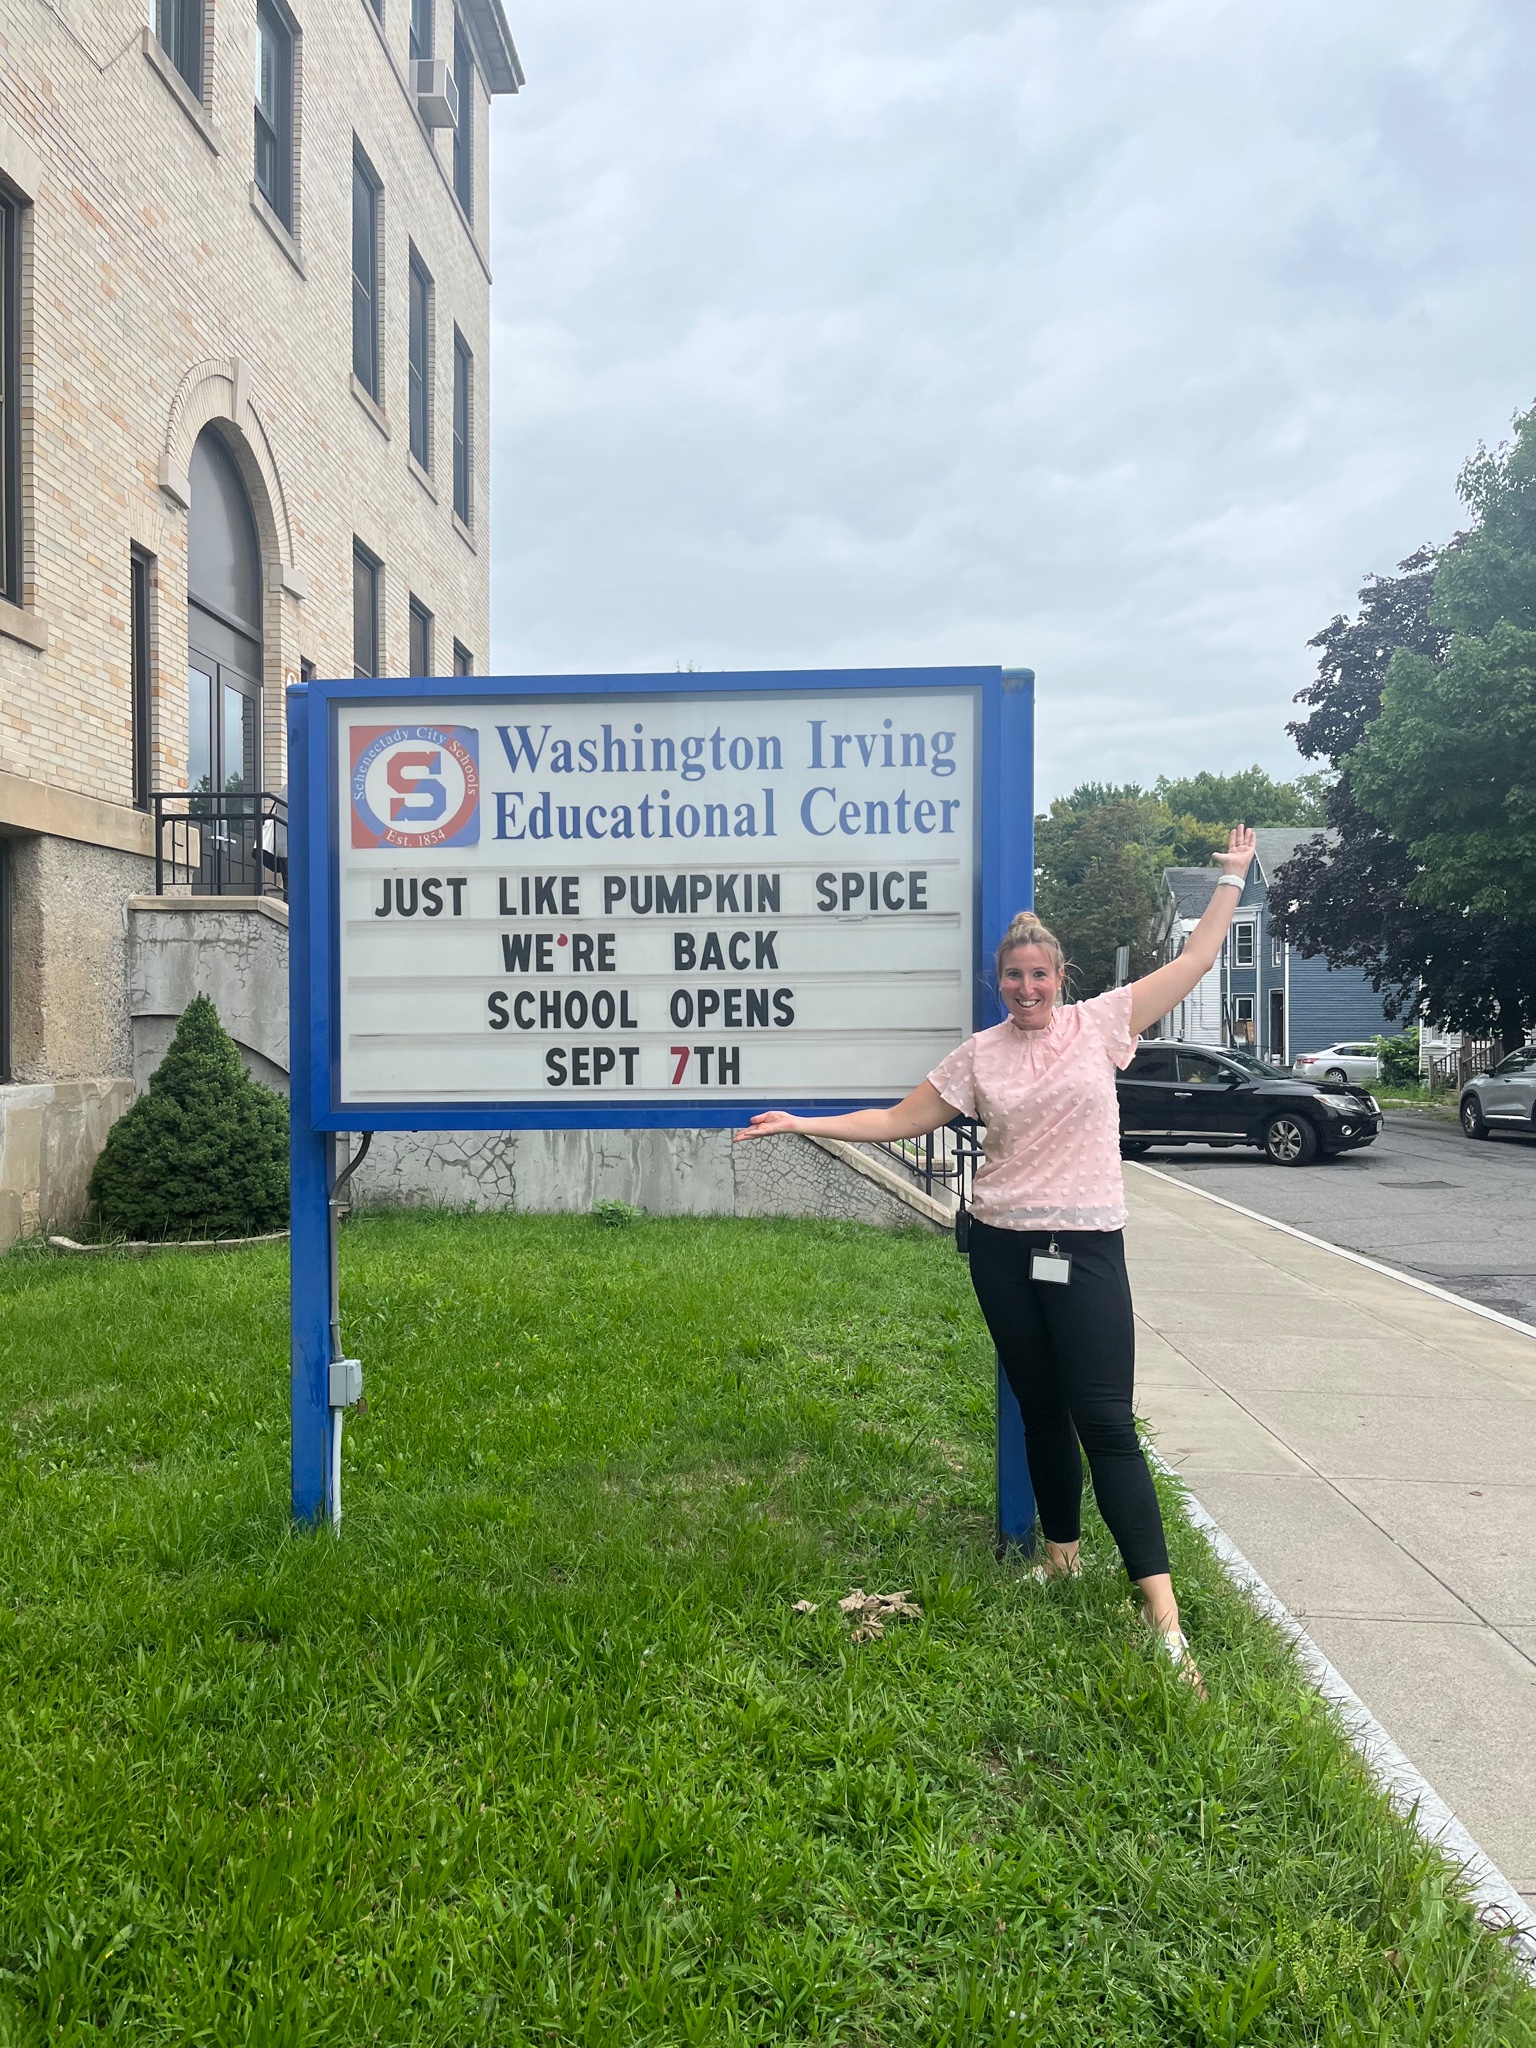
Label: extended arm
xmin=732 ymin=1079 xmax=956 ymax=1144
xmin=1127 ymin=826 xmax=1256 ymax=1037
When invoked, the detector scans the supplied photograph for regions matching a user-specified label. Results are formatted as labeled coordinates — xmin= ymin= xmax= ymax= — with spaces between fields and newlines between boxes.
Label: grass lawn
xmin=1371 ymin=1089 xmax=1460 ymax=1117
xmin=0 ymin=1210 xmax=1530 ymax=2046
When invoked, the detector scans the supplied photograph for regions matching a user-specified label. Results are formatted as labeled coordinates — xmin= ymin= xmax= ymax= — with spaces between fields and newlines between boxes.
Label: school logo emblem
xmin=350 ymin=724 xmax=480 ymax=849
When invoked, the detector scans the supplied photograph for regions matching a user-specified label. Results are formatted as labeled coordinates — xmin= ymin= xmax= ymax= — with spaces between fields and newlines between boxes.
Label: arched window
xmin=187 ymin=427 xmax=262 ymax=798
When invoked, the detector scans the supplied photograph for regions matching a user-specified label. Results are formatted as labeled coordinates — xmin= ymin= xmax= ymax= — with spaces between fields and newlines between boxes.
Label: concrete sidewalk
xmin=1125 ymin=1164 xmax=1536 ymax=1905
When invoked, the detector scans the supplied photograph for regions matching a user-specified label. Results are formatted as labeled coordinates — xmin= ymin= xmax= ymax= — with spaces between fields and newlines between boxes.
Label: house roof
xmin=1253 ymin=826 xmax=1330 ymax=879
xmin=463 ymin=0 xmax=524 ymax=93
xmin=1162 ymin=867 xmax=1221 ymax=919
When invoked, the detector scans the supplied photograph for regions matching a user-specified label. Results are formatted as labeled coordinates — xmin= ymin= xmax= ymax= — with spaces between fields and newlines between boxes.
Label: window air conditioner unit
xmin=414 ymin=59 xmax=459 ymax=129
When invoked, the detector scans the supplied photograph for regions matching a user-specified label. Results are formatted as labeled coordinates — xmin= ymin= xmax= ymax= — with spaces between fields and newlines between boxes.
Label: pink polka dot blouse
xmin=927 ymin=985 xmax=1138 ymax=1232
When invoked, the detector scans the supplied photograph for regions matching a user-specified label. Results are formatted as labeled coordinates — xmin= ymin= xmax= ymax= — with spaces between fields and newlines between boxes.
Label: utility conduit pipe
xmin=325 ymin=1134 xmax=372 ymax=1529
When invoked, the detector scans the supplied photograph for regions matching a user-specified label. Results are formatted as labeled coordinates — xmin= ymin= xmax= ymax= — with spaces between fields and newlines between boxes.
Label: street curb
xmin=1150 ymin=1466 xmax=1536 ymax=1978
xmin=1128 ymin=1160 xmax=1536 ymax=1342
xmin=47 ymin=1231 xmax=290 ymax=1257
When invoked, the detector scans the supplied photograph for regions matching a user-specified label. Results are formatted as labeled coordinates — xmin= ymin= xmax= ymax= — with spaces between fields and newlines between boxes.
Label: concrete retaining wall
xmin=9 ymin=837 xmax=154 ymax=1083
xmin=126 ymin=897 xmax=291 ymax=1095
xmin=352 ymin=1127 xmax=946 ymax=1230
xmin=0 ymin=1079 xmax=134 ymax=1248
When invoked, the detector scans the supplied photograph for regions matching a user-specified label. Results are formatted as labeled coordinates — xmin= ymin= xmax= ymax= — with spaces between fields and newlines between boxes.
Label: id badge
xmin=1030 ymin=1245 xmax=1073 ymax=1286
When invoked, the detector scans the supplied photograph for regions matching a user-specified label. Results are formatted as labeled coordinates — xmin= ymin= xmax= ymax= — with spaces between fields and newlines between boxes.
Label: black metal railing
xmin=876 ymin=1117 xmax=983 ymax=1210
xmin=153 ymin=790 xmax=288 ymax=901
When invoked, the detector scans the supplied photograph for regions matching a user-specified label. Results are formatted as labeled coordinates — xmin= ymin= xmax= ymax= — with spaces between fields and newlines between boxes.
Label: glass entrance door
xmin=188 ymin=657 xmax=214 ymax=794
xmin=188 ymin=657 xmax=259 ymax=795
xmin=187 ymin=623 xmax=261 ymax=893
xmin=220 ymin=674 xmax=258 ymax=794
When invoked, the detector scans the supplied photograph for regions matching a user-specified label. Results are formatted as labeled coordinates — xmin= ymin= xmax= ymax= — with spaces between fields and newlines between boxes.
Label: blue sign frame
xmin=287 ymin=665 xmax=1035 ymax=1542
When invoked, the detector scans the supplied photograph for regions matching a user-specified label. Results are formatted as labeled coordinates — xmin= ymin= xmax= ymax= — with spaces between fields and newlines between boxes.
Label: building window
xmin=410 ymin=0 xmax=434 ymax=61
xmin=452 ymin=12 xmax=474 ymax=218
xmin=352 ymin=148 xmax=382 ymax=401
xmin=452 ymin=329 xmax=472 ymax=524
xmin=254 ymin=2 xmax=295 ymax=228
xmin=1270 ymin=933 xmax=1283 ymax=968
xmin=0 ymin=188 xmax=19 ymax=607
xmin=408 ymin=249 xmax=432 ymax=469
xmin=131 ymin=549 xmax=153 ymax=810
xmin=353 ymin=542 xmax=381 ymax=678
xmin=1232 ymin=922 xmax=1255 ymax=967
xmin=154 ymin=0 xmax=204 ymax=100
xmin=452 ymin=639 xmax=472 ymax=676
xmin=408 ymin=596 xmax=432 ymax=677
xmin=1232 ymin=993 xmax=1255 ymax=1045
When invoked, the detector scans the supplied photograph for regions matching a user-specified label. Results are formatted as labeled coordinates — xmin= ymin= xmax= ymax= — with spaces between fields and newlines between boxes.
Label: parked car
xmin=1117 ymin=1043 xmax=1382 ymax=1166
xmin=1292 ymin=1041 xmax=1382 ymax=1085
xmin=1460 ymin=1047 xmax=1536 ymax=1139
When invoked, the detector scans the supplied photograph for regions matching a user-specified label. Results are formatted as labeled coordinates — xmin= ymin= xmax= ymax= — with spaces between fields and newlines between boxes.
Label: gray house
xmin=1152 ymin=829 xmax=1397 ymax=1062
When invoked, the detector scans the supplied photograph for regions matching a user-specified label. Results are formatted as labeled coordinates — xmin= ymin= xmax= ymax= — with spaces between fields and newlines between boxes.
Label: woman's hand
xmin=733 ymin=1083 xmax=952 ymax=1146
xmin=734 ymin=1111 xmax=805 ymax=1142
xmin=1213 ymin=823 xmax=1256 ymax=881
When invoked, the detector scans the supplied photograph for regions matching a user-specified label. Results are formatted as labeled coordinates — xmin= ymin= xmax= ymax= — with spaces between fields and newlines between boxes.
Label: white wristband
xmin=1215 ymin=873 xmax=1244 ymax=891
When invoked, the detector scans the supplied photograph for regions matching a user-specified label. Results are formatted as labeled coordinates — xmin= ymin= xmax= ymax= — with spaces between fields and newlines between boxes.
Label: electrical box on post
xmin=329 ymin=1358 xmax=363 ymax=1409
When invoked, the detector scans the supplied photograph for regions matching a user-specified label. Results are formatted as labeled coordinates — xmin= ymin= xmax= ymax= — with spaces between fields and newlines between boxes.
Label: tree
xmin=1288 ymin=547 xmax=1445 ymax=760
xmin=1149 ymin=764 xmax=1331 ymax=869
xmin=1035 ymin=762 xmax=1332 ymax=997
xmin=1154 ymin=765 xmax=1328 ymax=829
xmin=1034 ymin=788 xmax=1176 ymax=997
xmin=1272 ymin=523 xmax=1536 ymax=1053
xmin=1343 ymin=408 xmax=1536 ymax=938
xmin=1430 ymin=406 xmax=1536 ymax=639
xmin=1350 ymin=624 xmax=1536 ymax=923
xmin=89 ymin=995 xmax=289 ymax=1238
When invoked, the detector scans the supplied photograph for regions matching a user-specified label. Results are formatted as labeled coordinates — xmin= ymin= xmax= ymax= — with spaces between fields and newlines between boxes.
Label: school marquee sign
xmin=293 ymin=666 xmax=1033 ymax=1128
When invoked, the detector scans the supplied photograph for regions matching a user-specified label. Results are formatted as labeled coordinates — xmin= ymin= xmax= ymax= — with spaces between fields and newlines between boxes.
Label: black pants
xmin=967 ymin=1221 xmax=1170 ymax=1581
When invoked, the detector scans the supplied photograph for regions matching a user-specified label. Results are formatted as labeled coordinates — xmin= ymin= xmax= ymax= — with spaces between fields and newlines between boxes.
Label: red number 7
xmin=670 ymin=1045 xmax=690 ymax=1086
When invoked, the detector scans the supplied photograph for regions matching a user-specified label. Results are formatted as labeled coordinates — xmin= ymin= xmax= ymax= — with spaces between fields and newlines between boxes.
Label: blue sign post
xmin=287 ymin=664 xmax=1035 ymax=1544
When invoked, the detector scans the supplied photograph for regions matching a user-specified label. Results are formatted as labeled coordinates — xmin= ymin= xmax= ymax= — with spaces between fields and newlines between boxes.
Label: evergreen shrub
xmin=89 ymin=995 xmax=289 ymax=1239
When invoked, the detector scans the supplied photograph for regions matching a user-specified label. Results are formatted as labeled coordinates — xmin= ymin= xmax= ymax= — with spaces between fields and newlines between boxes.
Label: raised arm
xmin=1127 ymin=826 xmax=1256 ymax=1037
xmin=732 ymin=1080 xmax=956 ymax=1145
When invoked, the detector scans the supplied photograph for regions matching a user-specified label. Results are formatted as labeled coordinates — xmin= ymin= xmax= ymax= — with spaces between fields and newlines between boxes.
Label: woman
xmin=736 ymin=825 xmax=1257 ymax=1687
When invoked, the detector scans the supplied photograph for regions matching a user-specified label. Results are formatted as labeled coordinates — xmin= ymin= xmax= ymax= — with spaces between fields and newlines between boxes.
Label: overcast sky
xmin=485 ymin=0 xmax=1536 ymax=805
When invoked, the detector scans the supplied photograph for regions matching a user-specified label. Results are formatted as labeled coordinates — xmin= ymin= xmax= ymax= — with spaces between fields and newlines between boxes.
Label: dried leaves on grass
xmin=793 ymin=1587 xmax=924 ymax=1643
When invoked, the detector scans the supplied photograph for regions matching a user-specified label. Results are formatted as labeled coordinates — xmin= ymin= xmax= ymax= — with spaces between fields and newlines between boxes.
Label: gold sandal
xmin=1154 ymin=1625 xmax=1206 ymax=1697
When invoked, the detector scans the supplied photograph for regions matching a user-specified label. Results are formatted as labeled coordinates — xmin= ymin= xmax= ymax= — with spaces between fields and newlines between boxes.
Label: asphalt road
xmin=1134 ymin=1110 xmax=1536 ymax=1327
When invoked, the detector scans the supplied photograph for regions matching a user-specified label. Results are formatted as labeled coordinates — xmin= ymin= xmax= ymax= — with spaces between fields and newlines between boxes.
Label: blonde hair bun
xmin=995 ymin=910 xmax=1065 ymax=979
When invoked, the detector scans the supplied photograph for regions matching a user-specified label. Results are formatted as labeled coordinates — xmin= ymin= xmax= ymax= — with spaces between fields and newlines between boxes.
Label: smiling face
xmin=999 ymin=942 xmax=1065 ymax=1030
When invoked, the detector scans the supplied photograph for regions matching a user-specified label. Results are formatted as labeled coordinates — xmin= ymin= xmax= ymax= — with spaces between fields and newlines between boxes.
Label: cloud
xmin=487 ymin=0 xmax=1536 ymax=800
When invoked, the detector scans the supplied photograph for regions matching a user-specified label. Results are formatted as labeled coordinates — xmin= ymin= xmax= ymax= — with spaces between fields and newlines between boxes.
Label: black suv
xmin=1117 ymin=1044 xmax=1382 ymax=1166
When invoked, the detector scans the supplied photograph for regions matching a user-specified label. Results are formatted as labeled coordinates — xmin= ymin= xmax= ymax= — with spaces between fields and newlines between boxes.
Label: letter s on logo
xmin=388 ymin=749 xmax=447 ymax=823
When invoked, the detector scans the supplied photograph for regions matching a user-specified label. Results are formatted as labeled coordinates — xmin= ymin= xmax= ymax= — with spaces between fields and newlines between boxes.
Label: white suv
xmin=1461 ymin=1048 xmax=1536 ymax=1140
xmin=1292 ymin=1042 xmax=1382 ymax=1085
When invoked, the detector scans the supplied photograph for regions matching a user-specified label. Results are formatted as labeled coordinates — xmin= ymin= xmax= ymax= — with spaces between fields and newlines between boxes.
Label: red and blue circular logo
xmin=350 ymin=724 xmax=480 ymax=849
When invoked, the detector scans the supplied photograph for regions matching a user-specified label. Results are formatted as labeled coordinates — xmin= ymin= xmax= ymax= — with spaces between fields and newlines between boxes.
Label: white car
xmin=1292 ymin=1042 xmax=1382 ymax=1085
